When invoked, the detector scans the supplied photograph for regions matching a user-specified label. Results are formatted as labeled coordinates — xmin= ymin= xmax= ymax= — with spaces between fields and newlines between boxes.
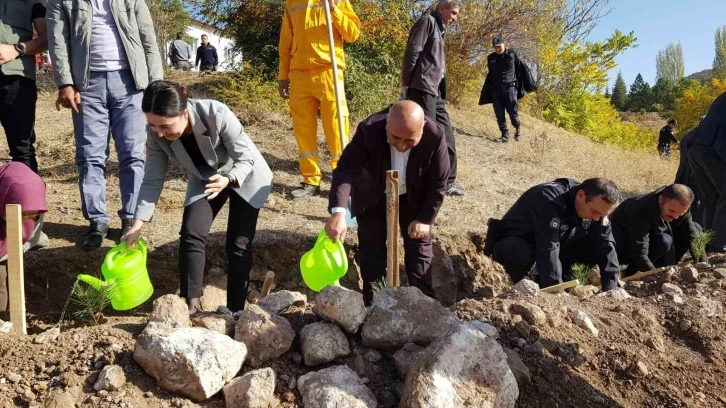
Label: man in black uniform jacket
xmin=610 ymin=184 xmax=705 ymax=277
xmin=658 ymin=119 xmax=678 ymax=157
xmin=485 ymin=178 xmax=622 ymax=291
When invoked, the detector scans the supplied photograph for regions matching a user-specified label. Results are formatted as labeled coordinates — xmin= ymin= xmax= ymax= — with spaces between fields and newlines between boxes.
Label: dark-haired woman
xmin=122 ymin=81 xmax=273 ymax=314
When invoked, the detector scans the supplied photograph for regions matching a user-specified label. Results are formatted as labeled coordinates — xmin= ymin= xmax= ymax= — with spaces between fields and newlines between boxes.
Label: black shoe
xmin=514 ymin=127 xmax=521 ymax=141
xmin=291 ymin=183 xmax=320 ymax=200
xmin=493 ymin=133 xmax=509 ymax=143
xmin=83 ymin=221 xmax=109 ymax=250
xmin=446 ymin=183 xmax=466 ymax=196
xmin=121 ymin=219 xmax=133 ymax=238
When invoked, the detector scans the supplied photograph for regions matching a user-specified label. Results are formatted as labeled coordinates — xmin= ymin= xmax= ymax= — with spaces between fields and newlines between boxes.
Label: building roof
xmin=189 ymin=18 xmax=223 ymax=34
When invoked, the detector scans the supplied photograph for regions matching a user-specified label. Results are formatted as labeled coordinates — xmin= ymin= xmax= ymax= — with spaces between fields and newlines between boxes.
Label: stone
xmin=34 ymin=327 xmax=60 ymax=344
xmin=364 ymin=350 xmax=382 ymax=363
xmin=513 ymin=279 xmax=539 ymax=296
xmin=709 ymin=279 xmax=723 ymax=289
xmin=465 ymin=320 xmax=499 ymax=339
xmin=661 ymin=283 xmax=683 ymax=295
xmin=401 ymin=324 xmax=518 ymax=408
xmin=290 ymin=352 xmax=303 ymax=366
xmin=297 ymin=365 xmax=377 ymax=408
xmin=625 ymin=281 xmax=644 ymax=290
xmin=133 ymin=324 xmax=247 ymax=402
xmin=509 ymin=302 xmax=547 ymax=326
xmin=567 ymin=308 xmax=598 ymax=337
xmin=234 ymin=304 xmax=295 ymax=367
xmin=666 ymin=294 xmax=684 ymax=304
xmin=148 ymin=294 xmax=191 ymax=328
xmin=515 ymin=320 xmax=531 ymax=338
xmin=502 ymin=347 xmax=531 ymax=385
xmin=0 ymin=319 xmax=12 ymax=333
xmin=627 ymin=361 xmax=649 ymax=378
xmin=713 ymin=268 xmax=726 ymax=279
xmin=94 ymin=365 xmax=126 ymax=392
xmin=572 ymin=285 xmax=599 ymax=299
xmin=601 ymin=288 xmax=630 ymax=300
xmin=20 ymin=389 xmax=35 ymax=403
xmin=6 ymin=372 xmax=21 ymax=383
xmin=300 ymin=322 xmax=351 ymax=366
xmin=525 ymin=341 xmax=544 ymax=355
xmin=289 ymin=377 xmax=297 ymax=390
xmin=686 ymin=297 xmax=723 ymax=317
xmin=44 ymin=390 xmax=77 ymax=408
xmin=392 ymin=343 xmax=424 ymax=378
xmin=200 ymin=275 xmax=228 ymax=312
xmin=313 ymin=286 xmax=366 ymax=334
xmin=361 ymin=287 xmax=459 ymax=349
xmin=694 ymin=262 xmax=710 ymax=270
xmin=680 ymin=320 xmax=693 ymax=331
xmin=681 ymin=267 xmax=700 ymax=283
xmin=222 ymin=368 xmax=275 ymax=408
xmin=191 ymin=312 xmax=235 ymax=337
xmin=281 ymin=391 xmax=296 ymax=403
xmin=645 ymin=336 xmax=664 ymax=351
xmin=258 ymin=290 xmax=307 ymax=314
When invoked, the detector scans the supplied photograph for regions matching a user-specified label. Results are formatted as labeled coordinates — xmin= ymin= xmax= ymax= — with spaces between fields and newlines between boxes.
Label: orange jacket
xmin=278 ymin=0 xmax=361 ymax=80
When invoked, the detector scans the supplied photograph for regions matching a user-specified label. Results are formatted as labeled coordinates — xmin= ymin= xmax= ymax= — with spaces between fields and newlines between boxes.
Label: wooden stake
xmin=386 ymin=170 xmax=400 ymax=287
xmin=621 ymin=266 xmax=670 ymax=283
xmin=6 ymin=204 xmax=26 ymax=334
xmin=260 ymin=271 xmax=275 ymax=298
xmin=540 ymin=279 xmax=579 ymax=293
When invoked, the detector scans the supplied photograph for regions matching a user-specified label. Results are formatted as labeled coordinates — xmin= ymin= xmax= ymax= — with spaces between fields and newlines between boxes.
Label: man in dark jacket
xmin=486 ymin=178 xmax=622 ymax=291
xmin=195 ymin=34 xmax=218 ymax=71
xmin=611 ymin=184 xmax=705 ymax=277
xmin=324 ymin=101 xmax=450 ymax=304
xmin=402 ymin=0 xmax=464 ymax=196
xmin=687 ymin=91 xmax=726 ymax=252
xmin=675 ymin=125 xmax=706 ymax=226
xmin=479 ymin=37 xmax=536 ymax=143
xmin=658 ymin=119 xmax=678 ymax=157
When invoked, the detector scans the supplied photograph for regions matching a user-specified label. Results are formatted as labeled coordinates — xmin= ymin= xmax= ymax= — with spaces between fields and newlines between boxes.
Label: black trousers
xmin=492 ymin=86 xmax=520 ymax=134
xmin=179 ymin=190 xmax=259 ymax=312
xmin=357 ymin=194 xmax=434 ymax=304
xmin=406 ymin=88 xmax=457 ymax=184
xmin=199 ymin=62 xmax=215 ymax=71
xmin=493 ymin=235 xmax=598 ymax=284
xmin=0 ymin=74 xmax=38 ymax=173
xmin=688 ymin=144 xmax=726 ymax=248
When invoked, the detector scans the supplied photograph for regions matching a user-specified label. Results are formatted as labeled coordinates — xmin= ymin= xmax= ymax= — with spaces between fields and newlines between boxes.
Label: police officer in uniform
xmin=484 ymin=178 xmax=622 ymax=291
xmin=658 ymin=119 xmax=678 ymax=157
xmin=479 ymin=37 xmax=535 ymax=143
xmin=610 ymin=184 xmax=705 ymax=277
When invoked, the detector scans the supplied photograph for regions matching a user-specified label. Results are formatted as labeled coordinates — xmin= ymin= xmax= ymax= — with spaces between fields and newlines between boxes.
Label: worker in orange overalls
xmin=278 ymin=0 xmax=361 ymax=200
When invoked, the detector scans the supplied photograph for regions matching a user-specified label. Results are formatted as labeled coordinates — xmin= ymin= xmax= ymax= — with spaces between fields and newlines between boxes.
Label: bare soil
xmin=2 ymin=72 xmax=712 ymax=408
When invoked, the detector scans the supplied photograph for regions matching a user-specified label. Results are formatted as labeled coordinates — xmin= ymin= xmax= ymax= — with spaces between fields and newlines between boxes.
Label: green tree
xmin=715 ymin=26 xmax=726 ymax=79
xmin=628 ymin=73 xmax=653 ymax=111
xmin=146 ymin=0 xmax=190 ymax=69
xmin=651 ymin=77 xmax=680 ymax=111
xmin=656 ymin=42 xmax=684 ymax=84
xmin=604 ymin=86 xmax=610 ymax=98
xmin=610 ymin=71 xmax=628 ymax=110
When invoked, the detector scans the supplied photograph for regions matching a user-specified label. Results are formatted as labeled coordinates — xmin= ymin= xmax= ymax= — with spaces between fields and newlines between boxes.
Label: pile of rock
xmin=133 ymin=286 xmax=521 ymax=407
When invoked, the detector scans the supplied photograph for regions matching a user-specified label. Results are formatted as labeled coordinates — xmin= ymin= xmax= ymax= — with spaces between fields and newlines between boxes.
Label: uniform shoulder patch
xmin=601 ymin=216 xmax=610 ymax=226
xmin=549 ymin=217 xmax=561 ymax=230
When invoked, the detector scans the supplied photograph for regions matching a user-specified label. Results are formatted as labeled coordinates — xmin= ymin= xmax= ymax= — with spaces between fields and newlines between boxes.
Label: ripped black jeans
xmin=179 ymin=190 xmax=259 ymax=312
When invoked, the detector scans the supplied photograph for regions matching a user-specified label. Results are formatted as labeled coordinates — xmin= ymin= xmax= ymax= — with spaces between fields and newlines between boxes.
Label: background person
xmin=195 ymin=34 xmax=218 ymax=72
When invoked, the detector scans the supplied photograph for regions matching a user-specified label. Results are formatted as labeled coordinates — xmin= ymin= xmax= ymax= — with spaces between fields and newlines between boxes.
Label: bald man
xmin=326 ymin=101 xmax=450 ymax=304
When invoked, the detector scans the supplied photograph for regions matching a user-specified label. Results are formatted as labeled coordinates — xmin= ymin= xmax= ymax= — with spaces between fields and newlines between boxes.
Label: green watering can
xmin=300 ymin=229 xmax=348 ymax=292
xmin=77 ymin=240 xmax=154 ymax=311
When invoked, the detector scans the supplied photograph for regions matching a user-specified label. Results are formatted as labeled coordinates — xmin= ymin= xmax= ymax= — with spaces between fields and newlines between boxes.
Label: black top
xmin=499 ymin=178 xmax=620 ymax=290
xmin=32 ymin=3 xmax=46 ymax=19
xmin=658 ymin=126 xmax=678 ymax=145
xmin=486 ymin=50 xmax=517 ymax=86
xmin=610 ymin=187 xmax=699 ymax=271
xmin=196 ymin=44 xmax=219 ymax=67
xmin=179 ymin=134 xmax=207 ymax=168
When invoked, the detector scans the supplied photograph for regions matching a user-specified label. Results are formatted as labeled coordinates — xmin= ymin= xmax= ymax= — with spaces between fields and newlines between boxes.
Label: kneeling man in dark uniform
xmin=485 ymin=178 xmax=622 ymax=291
xmin=610 ymin=184 xmax=704 ymax=277
xmin=324 ymin=101 xmax=450 ymax=304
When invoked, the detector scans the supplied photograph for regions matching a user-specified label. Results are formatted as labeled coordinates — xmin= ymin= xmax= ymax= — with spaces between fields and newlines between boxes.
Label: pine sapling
xmin=691 ymin=229 xmax=716 ymax=263
xmin=569 ymin=263 xmax=592 ymax=286
xmin=71 ymin=277 xmax=118 ymax=326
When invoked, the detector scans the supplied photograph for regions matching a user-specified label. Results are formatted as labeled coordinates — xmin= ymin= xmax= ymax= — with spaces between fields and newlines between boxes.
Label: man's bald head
xmin=386 ymin=101 xmax=425 ymax=152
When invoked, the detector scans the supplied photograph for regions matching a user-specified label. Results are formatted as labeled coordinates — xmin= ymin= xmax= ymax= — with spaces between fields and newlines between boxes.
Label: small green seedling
xmin=71 ymin=276 xmax=118 ymax=326
xmin=569 ymin=263 xmax=592 ymax=286
xmin=371 ymin=277 xmax=388 ymax=293
xmin=691 ymin=229 xmax=716 ymax=263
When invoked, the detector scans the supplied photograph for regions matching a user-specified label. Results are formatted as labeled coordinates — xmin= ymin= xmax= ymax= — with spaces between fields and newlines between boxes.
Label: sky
xmin=587 ymin=0 xmax=726 ymax=89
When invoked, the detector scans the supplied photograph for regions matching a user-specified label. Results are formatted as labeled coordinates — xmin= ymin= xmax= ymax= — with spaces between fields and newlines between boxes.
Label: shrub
xmin=674 ymin=79 xmax=726 ymax=136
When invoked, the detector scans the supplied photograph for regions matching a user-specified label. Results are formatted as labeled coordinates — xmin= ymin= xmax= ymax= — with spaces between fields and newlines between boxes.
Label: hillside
xmin=3 ymin=72 xmax=723 ymax=408
xmin=686 ymin=69 xmax=715 ymax=83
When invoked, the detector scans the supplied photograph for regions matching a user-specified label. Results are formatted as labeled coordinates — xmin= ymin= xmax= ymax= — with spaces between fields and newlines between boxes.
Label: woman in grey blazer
xmin=122 ymin=81 xmax=273 ymax=314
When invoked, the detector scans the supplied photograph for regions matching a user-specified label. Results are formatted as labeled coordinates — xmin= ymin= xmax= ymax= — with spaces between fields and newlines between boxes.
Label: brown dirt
xmin=2 ymin=72 xmax=714 ymax=407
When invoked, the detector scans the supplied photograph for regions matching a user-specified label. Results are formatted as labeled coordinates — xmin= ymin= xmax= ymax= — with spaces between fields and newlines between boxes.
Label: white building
xmin=167 ymin=19 xmax=243 ymax=71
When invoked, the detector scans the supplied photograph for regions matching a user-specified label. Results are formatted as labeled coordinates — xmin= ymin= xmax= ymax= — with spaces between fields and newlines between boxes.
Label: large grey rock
xmin=392 ymin=342 xmax=424 ymax=377
xmin=93 ymin=365 xmax=126 ymax=392
xmin=513 ymin=279 xmax=539 ymax=296
xmin=133 ymin=324 xmax=247 ymax=401
xmin=300 ymin=322 xmax=350 ymax=366
xmin=222 ymin=368 xmax=276 ymax=408
xmin=148 ymin=294 xmax=191 ymax=328
xmin=234 ymin=304 xmax=295 ymax=367
xmin=401 ymin=324 xmax=518 ymax=408
xmin=34 ymin=327 xmax=60 ymax=344
xmin=313 ymin=286 xmax=366 ymax=333
xmin=465 ymin=320 xmax=499 ymax=339
xmin=361 ymin=287 xmax=459 ymax=349
xmin=191 ymin=313 xmax=235 ymax=337
xmin=509 ymin=302 xmax=547 ymax=326
xmin=298 ymin=365 xmax=378 ymax=408
xmin=502 ymin=347 xmax=531 ymax=385
xmin=258 ymin=290 xmax=307 ymax=314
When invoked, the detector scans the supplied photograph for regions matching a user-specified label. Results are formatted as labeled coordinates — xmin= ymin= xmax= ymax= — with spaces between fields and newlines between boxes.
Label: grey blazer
xmin=134 ymin=99 xmax=273 ymax=222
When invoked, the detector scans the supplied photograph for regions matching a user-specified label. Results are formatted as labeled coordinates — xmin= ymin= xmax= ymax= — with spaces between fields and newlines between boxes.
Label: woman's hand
xmin=121 ymin=219 xmax=145 ymax=247
xmin=205 ymin=174 xmax=230 ymax=200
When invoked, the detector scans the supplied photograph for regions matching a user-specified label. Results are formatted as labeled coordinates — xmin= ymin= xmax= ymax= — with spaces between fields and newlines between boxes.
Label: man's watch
xmin=224 ymin=174 xmax=236 ymax=188
xmin=14 ymin=43 xmax=27 ymax=58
